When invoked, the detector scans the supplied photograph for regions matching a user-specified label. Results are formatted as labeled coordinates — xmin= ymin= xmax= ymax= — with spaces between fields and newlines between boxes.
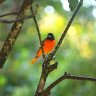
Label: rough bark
xmin=0 ymin=0 xmax=33 ymax=68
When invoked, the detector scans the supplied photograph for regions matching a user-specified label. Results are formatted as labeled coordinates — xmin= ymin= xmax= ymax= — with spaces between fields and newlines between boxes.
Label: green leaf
xmin=68 ymin=0 xmax=78 ymax=11
xmin=0 ymin=75 xmax=7 ymax=87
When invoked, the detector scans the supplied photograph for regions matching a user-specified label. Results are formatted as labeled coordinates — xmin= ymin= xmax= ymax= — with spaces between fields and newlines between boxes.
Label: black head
xmin=47 ymin=33 xmax=54 ymax=40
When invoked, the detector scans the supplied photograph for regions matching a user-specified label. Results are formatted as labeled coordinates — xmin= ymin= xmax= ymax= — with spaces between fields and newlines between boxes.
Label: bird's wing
xmin=38 ymin=38 xmax=47 ymax=49
xmin=36 ymin=38 xmax=47 ymax=54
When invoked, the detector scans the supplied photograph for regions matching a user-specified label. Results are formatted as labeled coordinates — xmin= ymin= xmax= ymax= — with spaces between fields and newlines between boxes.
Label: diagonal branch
xmin=43 ymin=72 xmax=96 ymax=95
xmin=0 ymin=12 xmax=18 ymax=18
xmin=30 ymin=5 xmax=48 ymax=96
xmin=0 ymin=0 xmax=33 ymax=68
xmin=0 ymin=14 xmax=33 ymax=23
xmin=30 ymin=6 xmax=46 ymax=60
xmin=35 ymin=0 xmax=83 ymax=96
xmin=47 ymin=0 xmax=83 ymax=61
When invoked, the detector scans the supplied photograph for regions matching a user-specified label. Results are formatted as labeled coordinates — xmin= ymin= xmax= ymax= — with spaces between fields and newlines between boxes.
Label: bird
xmin=31 ymin=33 xmax=55 ymax=64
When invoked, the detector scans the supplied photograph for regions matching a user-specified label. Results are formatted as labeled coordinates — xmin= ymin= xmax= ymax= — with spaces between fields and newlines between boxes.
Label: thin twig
xmin=0 ymin=14 xmax=33 ymax=23
xmin=30 ymin=6 xmax=46 ymax=60
xmin=47 ymin=0 xmax=83 ymax=61
xmin=46 ymin=62 xmax=58 ymax=74
xmin=0 ymin=12 xmax=18 ymax=18
xmin=30 ymin=5 xmax=48 ymax=95
xmin=43 ymin=72 xmax=96 ymax=95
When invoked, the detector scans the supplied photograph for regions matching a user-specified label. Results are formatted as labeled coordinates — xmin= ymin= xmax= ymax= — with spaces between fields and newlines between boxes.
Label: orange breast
xmin=37 ymin=40 xmax=55 ymax=57
xmin=43 ymin=40 xmax=55 ymax=54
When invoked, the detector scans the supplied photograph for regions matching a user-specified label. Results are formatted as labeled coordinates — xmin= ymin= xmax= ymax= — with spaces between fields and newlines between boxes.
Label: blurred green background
xmin=0 ymin=0 xmax=96 ymax=96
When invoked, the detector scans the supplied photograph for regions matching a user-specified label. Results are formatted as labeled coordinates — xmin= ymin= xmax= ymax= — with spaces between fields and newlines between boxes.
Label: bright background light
xmin=44 ymin=6 xmax=55 ymax=14
xmin=60 ymin=0 xmax=70 ymax=11
xmin=92 ymin=8 xmax=96 ymax=17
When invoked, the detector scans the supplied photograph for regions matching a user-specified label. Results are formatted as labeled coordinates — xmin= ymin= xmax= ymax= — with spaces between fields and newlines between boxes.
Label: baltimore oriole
xmin=31 ymin=33 xmax=55 ymax=64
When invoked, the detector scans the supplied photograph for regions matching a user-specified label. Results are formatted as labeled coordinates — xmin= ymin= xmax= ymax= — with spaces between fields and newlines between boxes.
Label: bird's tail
xmin=31 ymin=56 xmax=38 ymax=64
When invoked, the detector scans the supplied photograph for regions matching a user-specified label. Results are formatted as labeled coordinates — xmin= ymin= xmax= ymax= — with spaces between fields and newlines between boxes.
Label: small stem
xmin=30 ymin=6 xmax=46 ymax=60
xmin=0 ymin=14 xmax=33 ymax=23
xmin=0 ymin=12 xmax=18 ymax=18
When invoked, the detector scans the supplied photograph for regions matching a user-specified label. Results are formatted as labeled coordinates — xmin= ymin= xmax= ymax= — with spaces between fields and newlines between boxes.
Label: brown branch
xmin=0 ymin=0 xmax=33 ymax=68
xmin=34 ymin=0 xmax=83 ymax=96
xmin=30 ymin=6 xmax=46 ymax=60
xmin=0 ymin=12 xmax=18 ymax=18
xmin=34 ymin=62 xmax=57 ymax=96
xmin=0 ymin=14 xmax=33 ymax=23
xmin=35 ymin=69 xmax=49 ymax=96
xmin=43 ymin=72 xmax=96 ymax=95
xmin=34 ymin=61 xmax=57 ymax=96
xmin=46 ymin=0 xmax=83 ymax=62
xmin=30 ymin=6 xmax=47 ymax=94
xmin=30 ymin=6 xmax=48 ymax=94
xmin=42 ymin=1 xmax=83 ymax=95
xmin=29 ymin=5 xmax=51 ymax=96
xmin=46 ymin=62 xmax=58 ymax=74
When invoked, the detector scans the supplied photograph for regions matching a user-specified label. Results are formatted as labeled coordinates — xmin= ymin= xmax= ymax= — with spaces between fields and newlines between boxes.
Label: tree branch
xmin=46 ymin=0 xmax=83 ymax=62
xmin=34 ymin=0 xmax=83 ymax=96
xmin=0 ymin=14 xmax=33 ymax=23
xmin=30 ymin=6 xmax=46 ymax=60
xmin=34 ymin=62 xmax=57 ymax=96
xmin=34 ymin=59 xmax=58 ymax=96
xmin=0 ymin=0 xmax=33 ymax=68
xmin=43 ymin=72 xmax=96 ymax=95
xmin=0 ymin=12 xmax=18 ymax=18
xmin=29 ymin=5 xmax=51 ymax=96
xmin=46 ymin=62 xmax=58 ymax=74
